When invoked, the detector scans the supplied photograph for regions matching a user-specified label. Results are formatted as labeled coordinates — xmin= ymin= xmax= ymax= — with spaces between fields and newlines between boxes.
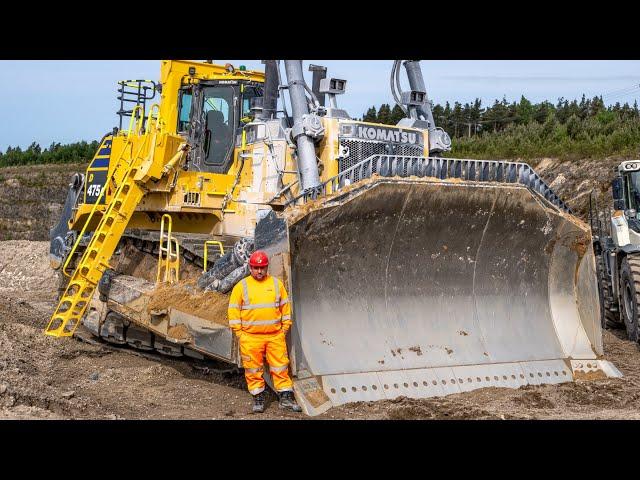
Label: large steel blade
xmin=288 ymin=179 xmax=601 ymax=381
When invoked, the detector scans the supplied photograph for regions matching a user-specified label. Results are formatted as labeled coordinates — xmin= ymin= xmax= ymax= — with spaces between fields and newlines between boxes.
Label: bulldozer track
xmin=57 ymin=232 xmax=218 ymax=299
xmin=55 ymin=233 xmax=233 ymax=361
xmin=73 ymin=326 xmax=159 ymax=361
xmin=121 ymin=232 xmax=221 ymax=271
xmin=73 ymin=325 xmax=239 ymax=374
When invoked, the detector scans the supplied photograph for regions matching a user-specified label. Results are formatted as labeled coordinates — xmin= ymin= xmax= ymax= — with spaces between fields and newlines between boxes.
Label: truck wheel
xmin=596 ymin=255 xmax=620 ymax=329
xmin=620 ymin=256 xmax=640 ymax=342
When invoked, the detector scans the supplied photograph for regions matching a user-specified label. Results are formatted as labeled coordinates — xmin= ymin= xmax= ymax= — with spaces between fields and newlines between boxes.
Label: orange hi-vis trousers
xmin=239 ymin=330 xmax=293 ymax=395
xmin=228 ymin=275 xmax=293 ymax=395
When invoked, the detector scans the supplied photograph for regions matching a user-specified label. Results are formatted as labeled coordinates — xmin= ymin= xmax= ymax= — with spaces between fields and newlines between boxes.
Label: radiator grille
xmin=339 ymin=139 xmax=423 ymax=180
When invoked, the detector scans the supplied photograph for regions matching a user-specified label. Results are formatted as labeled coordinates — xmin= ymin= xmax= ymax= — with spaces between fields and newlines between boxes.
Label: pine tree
xmin=516 ymin=96 xmax=533 ymax=125
xmin=469 ymin=98 xmax=483 ymax=135
xmin=377 ymin=104 xmax=392 ymax=125
xmin=390 ymin=104 xmax=405 ymax=124
xmin=362 ymin=106 xmax=377 ymax=123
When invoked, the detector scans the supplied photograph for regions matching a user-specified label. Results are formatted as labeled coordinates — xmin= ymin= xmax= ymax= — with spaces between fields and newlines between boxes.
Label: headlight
xmin=340 ymin=124 xmax=354 ymax=136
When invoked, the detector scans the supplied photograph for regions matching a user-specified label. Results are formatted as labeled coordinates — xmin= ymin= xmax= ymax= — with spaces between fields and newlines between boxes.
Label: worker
xmin=227 ymin=250 xmax=302 ymax=414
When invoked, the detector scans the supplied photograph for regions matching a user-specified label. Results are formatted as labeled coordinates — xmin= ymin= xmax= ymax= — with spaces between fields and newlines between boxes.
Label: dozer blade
xmin=280 ymin=177 xmax=621 ymax=408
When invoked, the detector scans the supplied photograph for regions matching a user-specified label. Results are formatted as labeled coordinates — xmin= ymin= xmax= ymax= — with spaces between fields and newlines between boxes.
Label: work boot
xmin=278 ymin=391 xmax=302 ymax=412
xmin=252 ymin=392 xmax=265 ymax=413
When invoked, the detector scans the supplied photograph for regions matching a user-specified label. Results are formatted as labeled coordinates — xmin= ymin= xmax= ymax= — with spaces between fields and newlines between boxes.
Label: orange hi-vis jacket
xmin=227 ymin=275 xmax=292 ymax=335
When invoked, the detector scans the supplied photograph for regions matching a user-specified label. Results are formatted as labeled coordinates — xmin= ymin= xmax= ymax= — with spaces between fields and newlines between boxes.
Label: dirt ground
xmin=2 ymin=240 xmax=640 ymax=420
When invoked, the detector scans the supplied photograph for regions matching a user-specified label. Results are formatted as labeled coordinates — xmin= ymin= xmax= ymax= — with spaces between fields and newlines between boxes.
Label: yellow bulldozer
xmin=46 ymin=60 xmax=620 ymax=415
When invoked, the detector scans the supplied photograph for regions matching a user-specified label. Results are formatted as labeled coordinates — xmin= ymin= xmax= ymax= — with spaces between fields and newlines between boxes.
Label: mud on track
xmin=1 ymin=241 xmax=640 ymax=420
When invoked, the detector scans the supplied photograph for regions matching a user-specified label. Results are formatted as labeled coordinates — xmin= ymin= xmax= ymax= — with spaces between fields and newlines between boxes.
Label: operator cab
xmin=177 ymin=80 xmax=263 ymax=174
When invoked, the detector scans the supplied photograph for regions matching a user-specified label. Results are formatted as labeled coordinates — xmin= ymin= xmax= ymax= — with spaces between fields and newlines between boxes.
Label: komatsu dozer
xmin=47 ymin=60 xmax=620 ymax=416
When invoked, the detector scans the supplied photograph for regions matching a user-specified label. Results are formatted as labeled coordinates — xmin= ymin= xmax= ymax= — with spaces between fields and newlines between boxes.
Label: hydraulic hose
xmin=390 ymin=60 xmax=408 ymax=116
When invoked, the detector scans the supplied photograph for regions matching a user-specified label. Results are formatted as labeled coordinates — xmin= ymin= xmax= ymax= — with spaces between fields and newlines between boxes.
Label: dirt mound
xmin=0 ymin=241 xmax=57 ymax=295
xmin=534 ymin=156 xmax=623 ymax=221
xmin=112 ymin=241 xmax=202 ymax=283
xmin=0 ymin=320 xmax=108 ymax=419
xmin=382 ymin=396 xmax=497 ymax=420
xmin=511 ymin=388 xmax=556 ymax=409
xmin=148 ymin=279 xmax=230 ymax=325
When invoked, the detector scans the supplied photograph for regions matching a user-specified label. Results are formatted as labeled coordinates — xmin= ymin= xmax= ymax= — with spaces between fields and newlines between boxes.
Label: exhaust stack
xmin=309 ymin=64 xmax=327 ymax=108
xmin=261 ymin=60 xmax=280 ymax=120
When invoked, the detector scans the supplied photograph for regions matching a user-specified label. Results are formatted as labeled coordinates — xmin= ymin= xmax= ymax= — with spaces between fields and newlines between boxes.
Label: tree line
xmin=3 ymin=93 xmax=640 ymax=166
xmin=362 ymin=95 xmax=640 ymax=159
xmin=0 ymin=140 xmax=99 ymax=167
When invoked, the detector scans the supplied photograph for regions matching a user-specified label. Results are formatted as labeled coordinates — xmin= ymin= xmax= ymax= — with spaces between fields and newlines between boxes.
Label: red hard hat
xmin=249 ymin=250 xmax=269 ymax=267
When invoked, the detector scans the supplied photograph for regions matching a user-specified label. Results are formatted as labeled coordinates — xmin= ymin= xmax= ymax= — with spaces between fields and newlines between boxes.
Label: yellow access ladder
xmin=45 ymin=152 xmax=147 ymax=336
xmin=45 ymin=108 xmax=161 ymax=337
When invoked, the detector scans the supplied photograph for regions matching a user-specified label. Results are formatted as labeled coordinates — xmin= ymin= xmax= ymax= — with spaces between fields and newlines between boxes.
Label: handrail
xmin=157 ymin=213 xmax=172 ymax=283
xmin=127 ymin=104 xmax=145 ymax=137
xmin=146 ymin=102 xmax=161 ymax=134
xmin=203 ymin=241 xmax=225 ymax=272
xmin=287 ymin=155 xmax=572 ymax=214
xmin=157 ymin=214 xmax=180 ymax=284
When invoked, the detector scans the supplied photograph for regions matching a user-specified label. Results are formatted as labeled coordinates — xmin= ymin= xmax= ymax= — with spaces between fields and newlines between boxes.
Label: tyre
xmin=595 ymin=254 xmax=620 ymax=329
xmin=619 ymin=255 xmax=640 ymax=342
xmin=596 ymin=263 xmax=606 ymax=329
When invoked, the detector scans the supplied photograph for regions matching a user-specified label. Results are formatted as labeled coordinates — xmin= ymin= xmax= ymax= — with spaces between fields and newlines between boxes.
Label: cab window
xmin=240 ymin=86 xmax=262 ymax=124
xmin=202 ymin=86 xmax=235 ymax=167
xmin=626 ymin=172 xmax=640 ymax=213
xmin=178 ymin=89 xmax=192 ymax=132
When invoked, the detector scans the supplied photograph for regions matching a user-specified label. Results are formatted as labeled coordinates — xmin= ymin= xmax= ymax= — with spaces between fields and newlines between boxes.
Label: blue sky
xmin=1 ymin=60 xmax=639 ymax=152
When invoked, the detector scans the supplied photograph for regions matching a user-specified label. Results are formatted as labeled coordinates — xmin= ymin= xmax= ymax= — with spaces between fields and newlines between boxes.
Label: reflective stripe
xmin=276 ymin=388 xmax=293 ymax=393
xmin=249 ymin=387 xmax=265 ymax=395
xmin=245 ymin=367 xmax=263 ymax=373
xmin=241 ymin=302 xmax=279 ymax=310
xmin=241 ymin=319 xmax=282 ymax=326
xmin=281 ymin=315 xmax=291 ymax=321
xmin=269 ymin=365 xmax=288 ymax=372
xmin=228 ymin=319 xmax=241 ymax=325
xmin=228 ymin=303 xmax=240 ymax=309
xmin=273 ymin=277 xmax=280 ymax=305
xmin=241 ymin=279 xmax=249 ymax=305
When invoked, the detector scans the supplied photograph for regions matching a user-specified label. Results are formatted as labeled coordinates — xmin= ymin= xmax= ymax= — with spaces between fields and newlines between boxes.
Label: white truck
xmin=593 ymin=160 xmax=640 ymax=342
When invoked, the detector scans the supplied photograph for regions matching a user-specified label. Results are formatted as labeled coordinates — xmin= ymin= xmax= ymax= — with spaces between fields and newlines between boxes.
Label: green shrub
xmin=0 ymin=140 xmax=100 ymax=167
